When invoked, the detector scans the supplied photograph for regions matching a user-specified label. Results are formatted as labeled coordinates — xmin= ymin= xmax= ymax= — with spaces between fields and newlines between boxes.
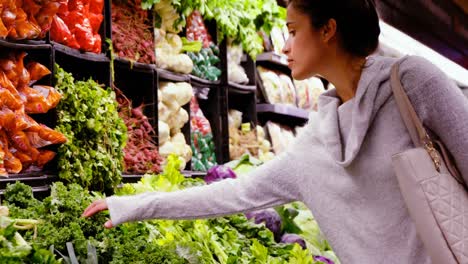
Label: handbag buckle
xmin=424 ymin=139 xmax=441 ymax=172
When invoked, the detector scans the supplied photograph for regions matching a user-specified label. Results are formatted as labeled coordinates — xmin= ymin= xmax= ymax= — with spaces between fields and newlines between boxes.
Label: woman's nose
xmin=282 ymin=37 xmax=291 ymax=55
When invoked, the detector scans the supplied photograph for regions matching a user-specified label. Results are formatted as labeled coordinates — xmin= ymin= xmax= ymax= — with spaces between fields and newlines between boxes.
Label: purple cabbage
xmin=313 ymin=255 xmax=335 ymax=264
xmin=280 ymin=233 xmax=307 ymax=249
xmin=245 ymin=209 xmax=282 ymax=240
xmin=204 ymin=165 xmax=236 ymax=184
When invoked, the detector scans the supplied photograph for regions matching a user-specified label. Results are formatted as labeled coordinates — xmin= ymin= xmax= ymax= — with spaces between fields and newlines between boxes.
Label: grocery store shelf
xmin=121 ymin=174 xmax=144 ymax=183
xmin=257 ymin=104 xmax=309 ymax=121
xmin=122 ymin=171 xmax=206 ymax=183
xmin=241 ymin=54 xmax=248 ymax=62
xmin=189 ymin=74 xmax=221 ymax=87
xmin=227 ymin=81 xmax=257 ymax=93
xmin=0 ymin=185 xmax=50 ymax=196
xmin=257 ymin=52 xmax=288 ymax=65
xmin=156 ymin=68 xmax=190 ymax=82
xmin=114 ymin=57 xmax=155 ymax=73
xmin=0 ymin=173 xmax=58 ymax=189
xmin=0 ymin=39 xmax=50 ymax=49
xmin=256 ymin=52 xmax=290 ymax=73
xmin=184 ymin=171 xmax=207 ymax=178
xmin=53 ymin=42 xmax=110 ymax=62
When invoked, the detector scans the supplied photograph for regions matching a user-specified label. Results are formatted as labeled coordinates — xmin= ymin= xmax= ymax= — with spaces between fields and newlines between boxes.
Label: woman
xmin=83 ymin=0 xmax=468 ymax=262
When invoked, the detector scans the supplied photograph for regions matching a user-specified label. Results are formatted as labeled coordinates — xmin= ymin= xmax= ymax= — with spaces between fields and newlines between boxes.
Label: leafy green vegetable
xmin=4 ymin=156 xmax=324 ymax=263
xmin=54 ymin=65 xmax=127 ymax=192
xmin=149 ymin=0 xmax=285 ymax=58
xmin=4 ymin=182 xmax=185 ymax=263
xmin=100 ymin=222 xmax=186 ymax=264
xmin=3 ymin=182 xmax=39 ymax=209
xmin=116 ymin=154 xmax=315 ymax=263
xmin=181 ymin=37 xmax=202 ymax=52
xmin=0 ymin=206 xmax=60 ymax=264
xmin=225 ymin=154 xmax=263 ymax=176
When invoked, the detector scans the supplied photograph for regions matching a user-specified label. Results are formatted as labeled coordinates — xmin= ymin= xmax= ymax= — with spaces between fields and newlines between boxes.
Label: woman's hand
xmin=82 ymin=199 xmax=113 ymax=228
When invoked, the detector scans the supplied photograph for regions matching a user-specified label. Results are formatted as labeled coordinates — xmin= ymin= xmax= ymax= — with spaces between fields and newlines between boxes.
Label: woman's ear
xmin=321 ymin=18 xmax=337 ymax=43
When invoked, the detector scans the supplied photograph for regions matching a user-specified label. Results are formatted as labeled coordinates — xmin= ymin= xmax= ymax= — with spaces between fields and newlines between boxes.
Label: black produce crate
xmin=157 ymin=68 xmax=190 ymax=83
xmin=120 ymin=171 xmax=203 ymax=185
xmin=156 ymin=68 xmax=190 ymax=147
xmin=189 ymin=171 xmax=207 ymax=179
xmin=120 ymin=174 xmax=143 ymax=184
xmin=156 ymin=70 xmax=193 ymax=170
xmin=255 ymin=52 xmax=291 ymax=75
xmin=227 ymin=82 xmax=256 ymax=93
xmin=193 ymin=83 xmax=229 ymax=164
xmin=227 ymin=89 xmax=258 ymax=162
xmin=110 ymin=0 xmax=155 ymax=65
xmin=0 ymin=38 xmax=48 ymax=47
xmin=190 ymin=75 xmax=221 ymax=87
xmin=0 ymin=174 xmax=58 ymax=190
xmin=114 ymin=60 xmax=160 ymax=176
xmin=0 ymin=42 xmax=54 ymax=88
xmin=227 ymin=51 xmax=257 ymax=92
xmin=181 ymin=102 xmax=191 ymax=168
xmin=228 ymin=89 xmax=258 ymax=127
xmin=0 ymin=43 xmax=61 ymax=177
xmin=51 ymin=0 xmax=111 ymax=57
xmin=53 ymin=45 xmax=111 ymax=88
xmin=256 ymin=104 xmax=309 ymax=127
xmin=113 ymin=59 xmax=157 ymax=135
xmin=0 ymin=185 xmax=51 ymax=201
xmin=114 ymin=57 xmax=155 ymax=71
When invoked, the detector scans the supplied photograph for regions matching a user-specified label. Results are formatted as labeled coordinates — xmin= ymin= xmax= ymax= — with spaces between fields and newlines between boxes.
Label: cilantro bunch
xmin=54 ymin=65 xmax=127 ymax=192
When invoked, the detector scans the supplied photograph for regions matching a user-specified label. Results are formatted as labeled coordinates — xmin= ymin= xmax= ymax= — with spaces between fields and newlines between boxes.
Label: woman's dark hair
xmin=288 ymin=0 xmax=380 ymax=57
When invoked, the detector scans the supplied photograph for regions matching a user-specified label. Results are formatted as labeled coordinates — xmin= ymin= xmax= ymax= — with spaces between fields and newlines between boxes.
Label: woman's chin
xmin=291 ymin=69 xmax=310 ymax=81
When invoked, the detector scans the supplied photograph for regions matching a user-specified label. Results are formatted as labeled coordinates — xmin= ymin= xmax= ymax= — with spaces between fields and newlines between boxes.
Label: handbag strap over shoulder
xmin=390 ymin=57 xmax=428 ymax=148
xmin=391 ymin=57 xmax=466 ymax=185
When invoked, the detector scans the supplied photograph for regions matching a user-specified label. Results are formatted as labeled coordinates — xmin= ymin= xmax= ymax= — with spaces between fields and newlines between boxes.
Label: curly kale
xmin=4 ymin=182 xmax=185 ymax=263
xmin=3 ymin=182 xmax=40 ymax=209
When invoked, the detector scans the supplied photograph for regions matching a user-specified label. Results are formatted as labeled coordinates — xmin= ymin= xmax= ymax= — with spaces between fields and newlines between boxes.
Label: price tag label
xmin=241 ymin=123 xmax=251 ymax=133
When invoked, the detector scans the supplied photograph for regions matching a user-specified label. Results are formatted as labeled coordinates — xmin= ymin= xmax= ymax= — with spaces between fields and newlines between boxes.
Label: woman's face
xmin=282 ymin=5 xmax=327 ymax=80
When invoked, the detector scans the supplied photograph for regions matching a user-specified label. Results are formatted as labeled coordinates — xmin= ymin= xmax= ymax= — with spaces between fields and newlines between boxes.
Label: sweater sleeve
xmin=106 ymin=131 xmax=312 ymax=225
xmin=401 ymin=56 xmax=468 ymax=183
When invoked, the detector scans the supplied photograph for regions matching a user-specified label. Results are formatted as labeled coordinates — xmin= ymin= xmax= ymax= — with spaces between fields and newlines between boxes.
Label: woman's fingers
xmin=82 ymin=199 xmax=114 ymax=228
xmin=82 ymin=199 xmax=108 ymax=218
xmin=104 ymin=220 xmax=113 ymax=229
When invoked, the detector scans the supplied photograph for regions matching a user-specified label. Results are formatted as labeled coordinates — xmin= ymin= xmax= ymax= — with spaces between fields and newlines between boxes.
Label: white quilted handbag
xmin=391 ymin=58 xmax=468 ymax=264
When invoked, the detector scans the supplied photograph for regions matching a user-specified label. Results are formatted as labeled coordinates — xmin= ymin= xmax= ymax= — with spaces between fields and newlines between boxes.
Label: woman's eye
xmin=289 ymin=31 xmax=295 ymax=36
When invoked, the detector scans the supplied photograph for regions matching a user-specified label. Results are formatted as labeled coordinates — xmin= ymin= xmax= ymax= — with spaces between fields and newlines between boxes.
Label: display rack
xmin=256 ymin=103 xmax=309 ymax=126
xmin=256 ymin=51 xmax=290 ymax=74
xmin=113 ymin=56 xmax=158 ymax=134
xmin=0 ymin=0 xmax=305 ymax=188
xmin=156 ymin=68 xmax=190 ymax=82
xmin=0 ymin=39 xmax=50 ymax=49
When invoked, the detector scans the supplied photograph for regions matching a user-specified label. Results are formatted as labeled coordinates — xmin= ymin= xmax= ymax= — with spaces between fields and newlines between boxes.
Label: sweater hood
xmin=316 ymin=55 xmax=399 ymax=166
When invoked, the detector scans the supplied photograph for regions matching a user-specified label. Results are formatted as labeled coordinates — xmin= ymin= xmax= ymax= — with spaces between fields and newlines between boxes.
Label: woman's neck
xmin=322 ymin=54 xmax=367 ymax=103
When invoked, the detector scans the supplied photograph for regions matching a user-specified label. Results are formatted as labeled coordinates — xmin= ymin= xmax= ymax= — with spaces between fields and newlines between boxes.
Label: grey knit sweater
xmin=107 ymin=55 xmax=468 ymax=263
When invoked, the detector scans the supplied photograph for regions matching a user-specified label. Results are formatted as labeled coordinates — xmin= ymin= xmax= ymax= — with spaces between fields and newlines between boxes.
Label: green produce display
xmin=3 ymin=153 xmax=330 ymax=263
xmin=142 ymin=0 xmax=285 ymax=58
xmin=115 ymin=155 xmax=317 ymax=263
xmin=0 ymin=205 xmax=60 ymax=263
xmin=191 ymin=97 xmax=217 ymax=171
xmin=187 ymin=44 xmax=222 ymax=81
xmin=54 ymin=65 xmax=128 ymax=192
xmin=191 ymin=131 xmax=217 ymax=171
xmin=4 ymin=182 xmax=185 ymax=263
xmin=284 ymin=203 xmax=340 ymax=263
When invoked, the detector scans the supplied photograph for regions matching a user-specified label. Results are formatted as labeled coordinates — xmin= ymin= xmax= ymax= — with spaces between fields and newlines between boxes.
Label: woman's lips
xmin=287 ymin=60 xmax=294 ymax=67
